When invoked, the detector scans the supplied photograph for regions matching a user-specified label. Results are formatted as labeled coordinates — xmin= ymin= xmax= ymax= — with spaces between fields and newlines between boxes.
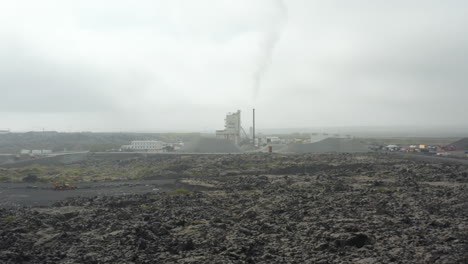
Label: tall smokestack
xmin=253 ymin=108 xmax=256 ymax=146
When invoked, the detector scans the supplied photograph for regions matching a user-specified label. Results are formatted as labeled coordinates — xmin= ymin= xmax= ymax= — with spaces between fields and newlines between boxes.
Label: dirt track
xmin=392 ymin=152 xmax=468 ymax=165
xmin=0 ymin=179 xmax=176 ymax=207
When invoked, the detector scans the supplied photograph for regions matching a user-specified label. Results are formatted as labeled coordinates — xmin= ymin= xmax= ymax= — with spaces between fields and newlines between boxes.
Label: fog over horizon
xmin=1 ymin=0 xmax=468 ymax=133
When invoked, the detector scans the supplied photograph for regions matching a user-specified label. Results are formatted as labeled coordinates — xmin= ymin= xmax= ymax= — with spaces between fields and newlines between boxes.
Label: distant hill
xmin=0 ymin=132 xmax=200 ymax=154
xmin=259 ymin=126 xmax=468 ymax=137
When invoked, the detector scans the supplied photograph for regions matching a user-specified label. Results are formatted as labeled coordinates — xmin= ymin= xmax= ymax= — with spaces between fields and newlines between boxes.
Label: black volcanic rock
xmin=0 ymin=153 xmax=467 ymax=263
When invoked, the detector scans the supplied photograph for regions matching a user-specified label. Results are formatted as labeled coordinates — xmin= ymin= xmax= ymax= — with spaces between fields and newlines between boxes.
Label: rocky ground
xmin=0 ymin=153 xmax=467 ymax=263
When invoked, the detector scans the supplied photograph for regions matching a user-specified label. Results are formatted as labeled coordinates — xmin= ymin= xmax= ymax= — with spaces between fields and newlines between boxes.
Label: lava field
xmin=0 ymin=153 xmax=467 ymax=263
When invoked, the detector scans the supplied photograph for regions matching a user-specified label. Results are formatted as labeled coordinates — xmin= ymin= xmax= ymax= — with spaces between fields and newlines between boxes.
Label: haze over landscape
xmin=1 ymin=0 xmax=468 ymax=132
xmin=1 ymin=2 xmax=468 ymax=263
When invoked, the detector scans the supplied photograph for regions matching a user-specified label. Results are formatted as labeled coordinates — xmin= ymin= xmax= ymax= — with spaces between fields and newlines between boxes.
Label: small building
xmin=30 ymin=149 xmax=52 ymax=155
xmin=121 ymin=140 xmax=165 ymax=152
xmin=385 ymin=145 xmax=400 ymax=151
xmin=266 ymin=136 xmax=281 ymax=144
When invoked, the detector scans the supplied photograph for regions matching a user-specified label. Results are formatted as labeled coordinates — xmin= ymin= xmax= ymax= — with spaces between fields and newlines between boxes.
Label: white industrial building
xmin=216 ymin=110 xmax=242 ymax=145
xmin=266 ymin=136 xmax=281 ymax=144
xmin=22 ymin=149 xmax=53 ymax=155
xmin=121 ymin=140 xmax=165 ymax=152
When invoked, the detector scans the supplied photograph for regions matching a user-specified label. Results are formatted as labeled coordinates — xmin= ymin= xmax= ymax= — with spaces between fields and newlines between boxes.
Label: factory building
xmin=121 ymin=140 xmax=183 ymax=152
xmin=21 ymin=149 xmax=52 ymax=155
xmin=121 ymin=140 xmax=165 ymax=152
xmin=216 ymin=110 xmax=242 ymax=145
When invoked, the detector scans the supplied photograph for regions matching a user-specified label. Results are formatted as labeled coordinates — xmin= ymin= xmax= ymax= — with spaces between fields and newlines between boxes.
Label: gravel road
xmin=0 ymin=179 xmax=176 ymax=207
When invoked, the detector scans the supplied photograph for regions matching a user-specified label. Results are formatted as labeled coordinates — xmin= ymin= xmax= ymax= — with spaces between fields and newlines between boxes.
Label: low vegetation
xmin=1 ymin=216 xmax=16 ymax=223
xmin=168 ymin=188 xmax=191 ymax=195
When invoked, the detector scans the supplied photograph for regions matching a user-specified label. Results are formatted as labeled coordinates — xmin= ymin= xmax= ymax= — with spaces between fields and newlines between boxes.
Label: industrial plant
xmin=215 ymin=110 xmax=242 ymax=145
xmin=215 ymin=109 xmax=257 ymax=147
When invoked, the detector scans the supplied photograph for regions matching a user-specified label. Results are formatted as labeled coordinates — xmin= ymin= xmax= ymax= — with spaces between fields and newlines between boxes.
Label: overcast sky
xmin=1 ymin=0 xmax=467 ymax=132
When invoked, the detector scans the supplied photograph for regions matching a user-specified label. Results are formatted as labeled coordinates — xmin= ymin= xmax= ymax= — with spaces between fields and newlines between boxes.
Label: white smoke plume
xmin=252 ymin=0 xmax=288 ymax=99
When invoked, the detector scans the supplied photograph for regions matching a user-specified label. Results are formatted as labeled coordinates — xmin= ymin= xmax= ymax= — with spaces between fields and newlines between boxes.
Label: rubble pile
xmin=181 ymin=138 xmax=242 ymax=153
xmin=281 ymin=138 xmax=370 ymax=153
xmin=448 ymin=137 xmax=468 ymax=151
xmin=0 ymin=153 xmax=467 ymax=263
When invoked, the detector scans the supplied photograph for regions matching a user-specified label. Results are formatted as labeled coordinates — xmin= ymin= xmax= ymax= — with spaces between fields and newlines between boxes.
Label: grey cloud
xmin=1 ymin=0 xmax=467 ymax=131
xmin=1 ymin=46 xmax=114 ymax=112
xmin=0 ymin=38 xmax=159 ymax=113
